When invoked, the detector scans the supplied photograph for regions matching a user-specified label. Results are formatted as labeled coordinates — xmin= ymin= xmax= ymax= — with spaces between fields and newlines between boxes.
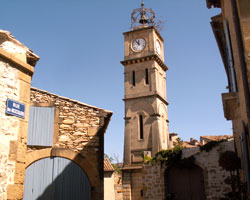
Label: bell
xmin=139 ymin=13 xmax=148 ymax=24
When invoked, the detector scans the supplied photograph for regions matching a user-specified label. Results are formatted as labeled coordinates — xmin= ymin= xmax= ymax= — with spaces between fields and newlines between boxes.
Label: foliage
xmin=104 ymin=153 xmax=114 ymax=162
xmin=219 ymin=151 xmax=241 ymax=172
xmin=174 ymin=137 xmax=183 ymax=147
xmin=219 ymin=151 xmax=248 ymax=200
xmin=199 ymin=140 xmax=226 ymax=152
xmin=104 ymin=153 xmax=121 ymax=174
xmin=155 ymin=19 xmax=166 ymax=32
xmin=112 ymin=163 xmax=121 ymax=174
xmin=144 ymin=145 xmax=186 ymax=167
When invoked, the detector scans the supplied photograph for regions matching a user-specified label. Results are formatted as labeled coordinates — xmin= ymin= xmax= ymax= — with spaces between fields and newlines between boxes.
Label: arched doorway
xmin=23 ymin=157 xmax=91 ymax=200
xmin=165 ymin=164 xmax=206 ymax=200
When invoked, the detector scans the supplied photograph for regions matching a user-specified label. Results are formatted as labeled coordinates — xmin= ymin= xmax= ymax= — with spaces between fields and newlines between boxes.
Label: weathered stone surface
xmin=7 ymin=184 xmax=24 ymax=200
xmin=62 ymin=118 xmax=74 ymax=124
xmin=0 ymin=60 xmax=20 ymax=200
xmin=143 ymin=141 xmax=234 ymax=200
xmin=58 ymin=135 xmax=70 ymax=142
xmin=28 ymin=86 xmax=112 ymax=200
xmin=14 ymin=163 xmax=25 ymax=184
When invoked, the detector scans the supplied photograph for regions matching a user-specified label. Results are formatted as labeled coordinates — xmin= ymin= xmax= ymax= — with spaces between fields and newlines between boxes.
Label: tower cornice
xmin=121 ymin=54 xmax=168 ymax=71
xmin=123 ymin=93 xmax=169 ymax=106
xmin=123 ymin=26 xmax=164 ymax=42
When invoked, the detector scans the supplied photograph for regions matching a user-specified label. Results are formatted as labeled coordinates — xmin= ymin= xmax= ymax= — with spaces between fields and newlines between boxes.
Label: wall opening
xmin=139 ymin=115 xmax=143 ymax=140
xmin=145 ymin=68 xmax=149 ymax=85
xmin=132 ymin=71 xmax=136 ymax=86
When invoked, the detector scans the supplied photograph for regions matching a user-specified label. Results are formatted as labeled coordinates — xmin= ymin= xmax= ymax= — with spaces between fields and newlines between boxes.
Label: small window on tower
xmin=139 ymin=115 xmax=144 ymax=140
xmin=132 ymin=71 xmax=136 ymax=86
xmin=145 ymin=68 xmax=149 ymax=85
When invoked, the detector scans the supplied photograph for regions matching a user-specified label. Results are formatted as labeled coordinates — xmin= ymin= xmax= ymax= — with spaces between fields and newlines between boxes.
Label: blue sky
xmin=1 ymin=1 xmax=231 ymax=162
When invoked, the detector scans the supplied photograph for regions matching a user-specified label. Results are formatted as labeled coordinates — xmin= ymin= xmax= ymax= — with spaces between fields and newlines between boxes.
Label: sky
xmin=1 ymin=1 xmax=232 ymax=162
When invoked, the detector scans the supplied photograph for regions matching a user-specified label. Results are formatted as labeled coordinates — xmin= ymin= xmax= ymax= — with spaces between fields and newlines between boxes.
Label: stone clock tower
xmin=121 ymin=2 xmax=169 ymax=199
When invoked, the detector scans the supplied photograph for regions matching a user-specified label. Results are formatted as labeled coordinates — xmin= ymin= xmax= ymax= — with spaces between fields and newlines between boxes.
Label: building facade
xmin=0 ymin=30 xmax=39 ymax=200
xmin=143 ymin=140 xmax=234 ymax=200
xmin=0 ymin=29 xmax=112 ymax=200
xmin=206 ymin=0 xmax=250 ymax=190
xmin=25 ymin=87 xmax=112 ymax=200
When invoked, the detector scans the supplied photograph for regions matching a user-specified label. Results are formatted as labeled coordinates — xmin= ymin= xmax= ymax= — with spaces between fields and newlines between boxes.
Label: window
xmin=132 ymin=71 xmax=136 ymax=86
xmin=139 ymin=115 xmax=143 ymax=140
xmin=224 ymin=20 xmax=237 ymax=92
xmin=145 ymin=68 xmax=149 ymax=85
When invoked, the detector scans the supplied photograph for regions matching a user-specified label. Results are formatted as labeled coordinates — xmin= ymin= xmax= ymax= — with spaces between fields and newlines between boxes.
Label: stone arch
xmin=157 ymin=103 xmax=167 ymax=117
xmin=26 ymin=148 xmax=98 ymax=186
xmin=126 ymin=100 xmax=155 ymax=118
xmin=193 ymin=158 xmax=209 ymax=198
xmin=164 ymin=163 xmax=207 ymax=200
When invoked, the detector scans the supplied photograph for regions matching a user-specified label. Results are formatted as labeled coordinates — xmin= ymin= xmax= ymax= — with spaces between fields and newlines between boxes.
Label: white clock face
xmin=132 ymin=38 xmax=146 ymax=52
xmin=156 ymin=40 xmax=161 ymax=55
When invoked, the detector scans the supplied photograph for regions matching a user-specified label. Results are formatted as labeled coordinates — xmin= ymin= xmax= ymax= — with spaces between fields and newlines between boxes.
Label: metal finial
xmin=139 ymin=1 xmax=148 ymax=24
xmin=131 ymin=1 xmax=155 ymax=29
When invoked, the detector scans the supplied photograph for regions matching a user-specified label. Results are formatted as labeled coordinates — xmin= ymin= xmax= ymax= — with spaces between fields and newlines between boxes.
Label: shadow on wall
xmin=24 ymin=122 xmax=109 ymax=200
xmin=165 ymin=163 xmax=206 ymax=200
xmin=24 ymin=157 xmax=91 ymax=200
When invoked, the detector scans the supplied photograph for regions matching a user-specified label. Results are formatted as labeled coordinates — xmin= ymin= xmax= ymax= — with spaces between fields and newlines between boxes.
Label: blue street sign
xmin=6 ymin=98 xmax=25 ymax=119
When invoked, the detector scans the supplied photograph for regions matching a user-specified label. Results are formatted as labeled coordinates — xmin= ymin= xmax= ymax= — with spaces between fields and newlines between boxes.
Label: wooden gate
xmin=166 ymin=164 xmax=206 ymax=200
xmin=23 ymin=157 xmax=91 ymax=200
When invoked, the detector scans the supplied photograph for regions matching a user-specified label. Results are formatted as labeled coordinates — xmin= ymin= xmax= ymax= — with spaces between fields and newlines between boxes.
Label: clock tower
xmin=121 ymin=3 xmax=169 ymax=199
xmin=121 ymin=2 xmax=169 ymax=169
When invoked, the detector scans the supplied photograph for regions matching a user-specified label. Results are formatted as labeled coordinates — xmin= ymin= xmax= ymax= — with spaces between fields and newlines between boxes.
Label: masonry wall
xmin=122 ymin=169 xmax=143 ymax=200
xmin=0 ymin=32 xmax=37 ymax=199
xmin=143 ymin=141 xmax=234 ymax=200
xmin=114 ymin=171 xmax=123 ymax=200
xmin=28 ymin=88 xmax=112 ymax=200
xmin=0 ymin=58 xmax=20 ymax=200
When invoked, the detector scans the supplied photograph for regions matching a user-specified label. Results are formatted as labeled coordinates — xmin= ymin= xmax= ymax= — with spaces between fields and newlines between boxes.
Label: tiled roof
xmin=200 ymin=135 xmax=233 ymax=141
xmin=182 ymin=142 xmax=198 ymax=148
xmin=104 ymin=158 xmax=114 ymax=172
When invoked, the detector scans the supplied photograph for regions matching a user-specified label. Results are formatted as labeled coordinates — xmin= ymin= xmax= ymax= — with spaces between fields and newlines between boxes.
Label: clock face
xmin=132 ymin=38 xmax=146 ymax=52
xmin=156 ymin=40 xmax=161 ymax=55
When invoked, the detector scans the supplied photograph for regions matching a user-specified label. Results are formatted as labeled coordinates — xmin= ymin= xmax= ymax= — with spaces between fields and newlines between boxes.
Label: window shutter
xmin=27 ymin=106 xmax=55 ymax=146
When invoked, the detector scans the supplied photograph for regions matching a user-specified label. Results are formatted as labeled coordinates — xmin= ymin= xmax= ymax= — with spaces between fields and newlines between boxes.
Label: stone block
xmin=88 ymin=127 xmax=99 ymax=136
xmin=16 ymin=141 xmax=26 ymax=163
xmin=18 ymin=70 xmax=31 ymax=84
xmin=7 ymin=184 xmax=24 ymax=200
xmin=9 ymin=141 xmax=17 ymax=161
xmin=18 ymin=120 xmax=28 ymax=140
xmin=59 ymin=124 xmax=71 ymax=129
xmin=14 ymin=163 xmax=25 ymax=184
xmin=19 ymin=80 xmax=31 ymax=104
xmin=62 ymin=118 xmax=74 ymax=124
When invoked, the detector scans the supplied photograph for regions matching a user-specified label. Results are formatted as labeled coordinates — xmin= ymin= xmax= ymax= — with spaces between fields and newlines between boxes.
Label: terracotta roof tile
xmin=200 ymin=135 xmax=233 ymax=141
xmin=182 ymin=142 xmax=198 ymax=148
xmin=104 ymin=158 xmax=114 ymax=172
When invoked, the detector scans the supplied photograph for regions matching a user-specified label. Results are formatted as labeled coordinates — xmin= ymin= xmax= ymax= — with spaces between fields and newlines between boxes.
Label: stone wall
xmin=114 ymin=172 xmax=123 ymax=200
xmin=0 ymin=58 xmax=20 ymax=200
xmin=0 ymin=30 xmax=39 ymax=200
xmin=122 ymin=168 xmax=143 ymax=200
xmin=143 ymin=164 xmax=165 ymax=200
xmin=143 ymin=141 xmax=234 ymax=200
xmin=29 ymin=87 xmax=112 ymax=200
